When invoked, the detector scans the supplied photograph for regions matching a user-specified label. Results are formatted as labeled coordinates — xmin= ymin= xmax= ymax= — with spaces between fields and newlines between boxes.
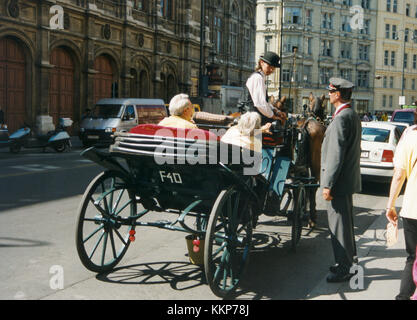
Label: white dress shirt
xmin=246 ymin=71 xmax=274 ymax=118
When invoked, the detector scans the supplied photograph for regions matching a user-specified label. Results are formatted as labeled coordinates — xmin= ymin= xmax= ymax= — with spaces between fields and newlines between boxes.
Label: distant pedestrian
xmin=386 ymin=126 xmax=417 ymax=300
xmin=362 ymin=113 xmax=370 ymax=122
xmin=321 ymin=77 xmax=362 ymax=283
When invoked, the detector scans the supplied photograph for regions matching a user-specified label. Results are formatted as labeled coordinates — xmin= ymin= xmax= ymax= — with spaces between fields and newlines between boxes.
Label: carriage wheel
xmin=204 ymin=186 xmax=254 ymax=298
xmin=291 ymin=185 xmax=307 ymax=251
xmin=76 ymin=170 xmax=137 ymax=273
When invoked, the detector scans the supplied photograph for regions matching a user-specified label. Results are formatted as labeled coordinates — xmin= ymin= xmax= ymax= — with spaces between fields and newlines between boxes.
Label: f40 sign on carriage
xmin=75 ymin=109 xmax=324 ymax=298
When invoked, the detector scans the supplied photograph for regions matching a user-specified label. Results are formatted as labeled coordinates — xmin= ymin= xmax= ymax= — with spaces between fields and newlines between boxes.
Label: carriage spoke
xmin=101 ymin=232 xmax=108 ymax=266
xmin=83 ymin=225 xmax=104 ymax=244
xmin=109 ymin=229 xmax=117 ymax=259
xmin=113 ymin=228 xmax=128 ymax=246
xmin=109 ymin=178 xmax=115 ymax=213
xmin=112 ymin=188 xmax=125 ymax=214
xmin=88 ymin=231 xmax=105 ymax=260
xmin=113 ymin=199 xmax=134 ymax=217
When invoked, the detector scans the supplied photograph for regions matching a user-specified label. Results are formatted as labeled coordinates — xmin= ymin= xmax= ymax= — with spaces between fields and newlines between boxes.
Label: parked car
xmin=360 ymin=122 xmax=402 ymax=183
xmin=391 ymin=108 xmax=416 ymax=126
xmin=389 ymin=121 xmax=410 ymax=137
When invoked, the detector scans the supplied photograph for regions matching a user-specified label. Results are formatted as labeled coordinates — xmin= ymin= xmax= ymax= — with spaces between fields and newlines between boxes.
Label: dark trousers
xmin=327 ymin=194 xmax=357 ymax=271
xmin=396 ymin=217 xmax=417 ymax=300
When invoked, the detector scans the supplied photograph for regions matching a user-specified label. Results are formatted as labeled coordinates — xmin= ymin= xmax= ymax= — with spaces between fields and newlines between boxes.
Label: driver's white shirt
xmin=246 ymin=71 xmax=275 ymax=119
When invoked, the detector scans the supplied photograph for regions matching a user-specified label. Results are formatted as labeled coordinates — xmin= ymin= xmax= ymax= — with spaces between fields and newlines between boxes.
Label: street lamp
xmin=199 ymin=0 xmax=206 ymax=97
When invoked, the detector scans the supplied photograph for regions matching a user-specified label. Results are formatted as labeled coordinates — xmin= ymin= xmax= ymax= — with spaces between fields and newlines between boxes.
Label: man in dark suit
xmin=320 ymin=77 xmax=362 ymax=282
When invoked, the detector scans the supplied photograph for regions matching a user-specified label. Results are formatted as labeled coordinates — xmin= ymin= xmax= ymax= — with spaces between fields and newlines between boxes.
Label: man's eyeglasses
xmin=328 ymin=90 xmax=338 ymax=94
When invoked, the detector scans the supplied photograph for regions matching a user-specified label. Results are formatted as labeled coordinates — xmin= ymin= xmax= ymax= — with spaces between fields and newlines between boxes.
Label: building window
xmin=340 ymin=69 xmax=352 ymax=81
xmin=160 ymin=0 xmax=173 ymax=19
xmin=341 ymin=16 xmax=352 ymax=32
xmin=358 ymin=44 xmax=369 ymax=61
xmin=321 ymin=40 xmax=333 ymax=56
xmin=322 ymin=13 xmax=333 ymax=29
xmin=135 ymin=0 xmax=146 ymax=11
xmin=266 ymin=7 xmax=273 ymax=24
xmin=391 ymin=51 xmax=396 ymax=66
xmin=284 ymin=7 xmax=302 ymax=24
xmin=340 ymin=41 xmax=352 ymax=59
xmin=320 ymin=67 xmax=332 ymax=84
xmin=383 ymin=95 xmax=387 ymax=107
xmin=393 ymin=0 xmax=397 ymax=13
xmin=264 ymin=35 xmax=272 ymax=54
xmin=357 ymin=71 xmax=369 ymax=88
xmin=384 ymin=50 xmax=389 ymax=65
xmin=306 ymin=9 xmax=313 ymax=26
xmin=230 ymin=22 xmax=238 ymax=57
xmin=385 ymin=24 xmax=390 ymax=39
xmin=282 ymin=69 xmax=291 ymax=82
xmin=213 ymin=16 xmax=222 ymax=53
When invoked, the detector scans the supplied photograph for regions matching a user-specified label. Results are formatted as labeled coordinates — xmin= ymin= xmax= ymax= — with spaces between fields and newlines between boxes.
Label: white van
xmin=79 ymin=98 xmax=166 ymax=147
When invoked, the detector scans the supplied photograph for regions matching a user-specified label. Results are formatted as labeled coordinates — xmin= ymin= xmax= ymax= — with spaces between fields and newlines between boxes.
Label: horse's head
xmin=309 ymin=94 xmax=326 ymax=121
xmin=272 ymin=96 xmax=287 ymax=113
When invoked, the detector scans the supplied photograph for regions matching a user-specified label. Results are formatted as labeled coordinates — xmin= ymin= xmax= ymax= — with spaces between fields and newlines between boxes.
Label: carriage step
xmin=155 ymin=220 xmax=171 ymax=225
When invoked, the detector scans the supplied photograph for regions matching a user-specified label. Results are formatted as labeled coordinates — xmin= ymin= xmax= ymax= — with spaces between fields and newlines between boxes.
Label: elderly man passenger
xmin=221 ymin=112 xmax=271 ymax=151
xmin=159 ymin=93 xmax=198 ymax=129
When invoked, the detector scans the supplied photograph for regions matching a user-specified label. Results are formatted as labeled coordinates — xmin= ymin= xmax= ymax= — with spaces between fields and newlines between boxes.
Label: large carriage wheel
xmin=291 ymin=185 xmax=307 ymax=251
xmin=76 ymin=170 xmax=137 ymax=273
xmin=204 ymin=186 xmax=254 ymax=298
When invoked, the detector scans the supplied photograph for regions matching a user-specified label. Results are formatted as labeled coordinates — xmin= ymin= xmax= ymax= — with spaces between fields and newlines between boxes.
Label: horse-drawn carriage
xmin=75 ymin=111 xmax=322 ymax=298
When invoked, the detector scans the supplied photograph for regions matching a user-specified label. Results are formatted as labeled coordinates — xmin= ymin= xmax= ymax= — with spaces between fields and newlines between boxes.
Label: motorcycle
xmin=8 ymin=118 xmax=73 ymax=154
xmin=0 ymin=123 xmax=9 ymax=148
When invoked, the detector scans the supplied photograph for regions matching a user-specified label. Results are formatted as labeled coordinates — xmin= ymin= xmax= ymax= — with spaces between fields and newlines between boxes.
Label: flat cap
xmin=326 ymin=77 xmax=354 ymax=91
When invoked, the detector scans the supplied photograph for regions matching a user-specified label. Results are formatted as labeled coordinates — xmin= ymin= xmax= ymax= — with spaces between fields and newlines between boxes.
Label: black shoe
xmin=329 ymin=264 xmax=340 ymax=273
xmin=326 ymin=270 xmax=353 ymax=283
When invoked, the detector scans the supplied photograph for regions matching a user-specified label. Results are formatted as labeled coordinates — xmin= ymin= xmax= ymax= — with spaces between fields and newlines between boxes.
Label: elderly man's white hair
xmin=169 ymin=93 xmax=191 ymax=116
xmin=237 ymin=112 xmax=261 ymax=136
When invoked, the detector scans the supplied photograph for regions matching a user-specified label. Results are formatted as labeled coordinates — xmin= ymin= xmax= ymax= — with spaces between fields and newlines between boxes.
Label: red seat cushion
xmin=129 ymin=124 xmax=220 ymax=141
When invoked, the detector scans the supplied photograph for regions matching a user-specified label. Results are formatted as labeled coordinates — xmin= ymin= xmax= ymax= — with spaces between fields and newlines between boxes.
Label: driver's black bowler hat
xmin=260 ymin=52 xmax=281 ymax=68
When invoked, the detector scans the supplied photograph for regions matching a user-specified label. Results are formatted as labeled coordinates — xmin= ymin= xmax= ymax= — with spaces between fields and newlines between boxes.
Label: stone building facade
xmin=256 ymin=0 xmax=377 ymax=115
xmin=374 ymin=0 xmax=417 ymax=111
xmin=0 ymin=0 xmax=256 ymax=133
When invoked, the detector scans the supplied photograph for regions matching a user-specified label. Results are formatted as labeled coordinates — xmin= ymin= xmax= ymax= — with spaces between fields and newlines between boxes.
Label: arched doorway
xmin=167 ymin=74 xmax=176 ymax=102
xmin=0 ymin=37 xmax=26 ymax=132
xmin=93 ymin=55 xmax=114 ymax=103
xmin=49 ymin=47 xmax=75 ymax=133
xmin=139 ymin=69 xmax=150 ymax=98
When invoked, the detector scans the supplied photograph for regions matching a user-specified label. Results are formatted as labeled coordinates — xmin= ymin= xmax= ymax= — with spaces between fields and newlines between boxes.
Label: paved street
xmin=0 ymin=144 xmax=398 ymax=301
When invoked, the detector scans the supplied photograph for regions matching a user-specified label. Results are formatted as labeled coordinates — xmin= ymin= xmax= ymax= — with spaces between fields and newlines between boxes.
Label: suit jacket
xmin=320 ymin=106 xmax=362 ymax=196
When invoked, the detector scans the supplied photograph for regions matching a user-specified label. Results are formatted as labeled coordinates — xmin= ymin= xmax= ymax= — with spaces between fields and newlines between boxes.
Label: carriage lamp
xmin=193 ymin=238 xmax=201 ymax=253
xmin=105 ymin=127 xmax=116 ymax=133
xmin=129 ymin=229 xmax=136 ymax=242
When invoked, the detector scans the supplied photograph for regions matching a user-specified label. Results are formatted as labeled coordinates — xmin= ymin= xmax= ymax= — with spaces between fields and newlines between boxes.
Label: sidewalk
xmin=307 ymin=210 xmax=407 ymax=300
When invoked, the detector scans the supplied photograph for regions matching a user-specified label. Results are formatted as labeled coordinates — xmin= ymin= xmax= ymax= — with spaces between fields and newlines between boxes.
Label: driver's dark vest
xmin=241 ymin=71 xmax=271 ymax=125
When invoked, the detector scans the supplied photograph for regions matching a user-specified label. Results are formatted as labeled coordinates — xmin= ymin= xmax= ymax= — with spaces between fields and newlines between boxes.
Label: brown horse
xmin=294 ymin=94 xmax=326 ymax=228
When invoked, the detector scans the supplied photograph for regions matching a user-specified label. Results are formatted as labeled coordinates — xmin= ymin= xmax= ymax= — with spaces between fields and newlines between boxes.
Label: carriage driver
xmin=244 ymin=51 xmax=287 ymax=126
